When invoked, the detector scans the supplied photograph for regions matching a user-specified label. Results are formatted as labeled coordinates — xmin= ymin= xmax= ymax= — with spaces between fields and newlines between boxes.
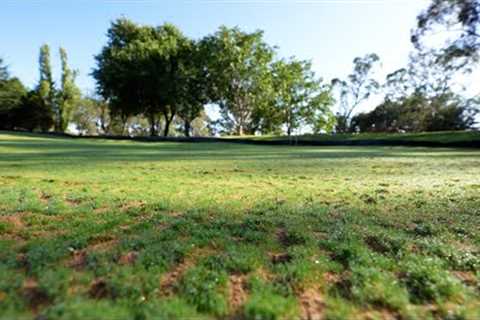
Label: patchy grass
xmin=0 ymin=132 xmax=479 ymax=319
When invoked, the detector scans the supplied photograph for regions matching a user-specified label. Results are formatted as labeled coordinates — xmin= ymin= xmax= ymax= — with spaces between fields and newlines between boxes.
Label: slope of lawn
xmin=227 ymin=130 xmax=480 ymax=146
xmin=0 ymin=131 xmax=479 ymax=319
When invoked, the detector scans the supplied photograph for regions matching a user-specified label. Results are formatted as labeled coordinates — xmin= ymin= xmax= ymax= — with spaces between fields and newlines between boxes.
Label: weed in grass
xmin=243 ymin=277 xmax=298 ymax=320
xmin=177 ymin=265 xmax=228 ymax=316
xmin=400 ymin=255 xmax=466 ymax=304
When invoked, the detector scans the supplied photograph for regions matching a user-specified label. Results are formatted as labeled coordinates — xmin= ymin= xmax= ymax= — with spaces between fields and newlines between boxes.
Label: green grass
xmin=228 ymin=130 xmax=480 ymax=144
xmin=0 ymin=131 xmax=480 ymax=319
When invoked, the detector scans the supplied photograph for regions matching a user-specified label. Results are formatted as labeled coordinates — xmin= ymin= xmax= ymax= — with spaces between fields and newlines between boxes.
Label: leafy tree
xmin=176 ymin=41 xmax=210 ymax=137
xmin=354 ymin=49 xmax=478 ymax=133
xmin=270 ymin=59 xmax=334 ymax=136
xmin=412 ymin=0 xmax=480 ymax=67
xmin=70 ymin=95 xmax=112 ymax=135
xmin=0 ymin=58 xmax=9 ymax=81
xmin=11 ymin=90 xmax=54 ymax=132
xmin=93 ymin=19 xmax=191 ymax=136
xmin=332 ymin=53 xmax=380 ymax=132
xmin=58 ymin=47 xmax=81 ymax=132
xmin=38 ymin=44 xmax=56 ymax=131
xmin=1 ymin=57 xmax=55 ymax=132
xmin=201 ymin=26 xmax=275 ymax=135
xmin=0 ymin=63 xmax=28 ymax=130
xmin=155 ymin=23 xmax=192 ymax=137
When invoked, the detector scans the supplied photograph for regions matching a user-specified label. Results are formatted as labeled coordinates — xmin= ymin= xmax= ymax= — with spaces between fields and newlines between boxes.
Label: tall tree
xmin=38 ymin=44 xmax=56 ymax=131
xmin=354 ymin=49 xmax=479 ymax=133
xmin=412 ymin=0 xmax=480 ymax=68
xmin=0 ymin=60 xmax=28 ymax=130
xmin=154 ymin=23 xmax=191 ymax=137
xmin=93 ymin=19 xmax=190 ymax=136
xmin=176 ymin=41 xmax=209 ymax=137
xmin=271 ymin=59 xmax=334 ymax=136
xmin=58 ymin=47 xmax=81 ymax=132
xmin=93 ymin=19 xmax=149 ymax=134
xmin=331 ymin=53 xmax=380 ymax=132
xmin=201 ymin=26 xmax=275 ymax=135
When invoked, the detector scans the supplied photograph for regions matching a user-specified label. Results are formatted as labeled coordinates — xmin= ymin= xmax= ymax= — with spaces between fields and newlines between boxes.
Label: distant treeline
xmin=0 ymin=0 xmax=479 ymax=136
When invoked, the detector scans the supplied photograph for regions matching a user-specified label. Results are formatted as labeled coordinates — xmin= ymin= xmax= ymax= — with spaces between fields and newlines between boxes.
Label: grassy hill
xmin=226 ymin=130 xmax=480 ymax=147
xmin=0 ymin=132 xmax=480 ymax=319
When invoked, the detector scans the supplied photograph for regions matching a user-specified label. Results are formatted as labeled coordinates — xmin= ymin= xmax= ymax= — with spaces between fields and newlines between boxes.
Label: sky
xmin=3 ymin=0 xmax=472 ymax=118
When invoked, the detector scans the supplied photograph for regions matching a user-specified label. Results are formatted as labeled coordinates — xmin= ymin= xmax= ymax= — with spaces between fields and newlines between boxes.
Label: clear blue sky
xmin=2 ymin=0 xmax=429 ymax=90
xmin=7 ymin=0 xmax=466 ymax=119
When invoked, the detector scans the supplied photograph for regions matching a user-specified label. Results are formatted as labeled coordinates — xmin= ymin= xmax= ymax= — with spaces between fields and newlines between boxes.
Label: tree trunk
xmin=55 ymin=112 xmax=63 ymax=133
xmin=237 ymin=125 xmax=244 ymax=136
xmin=163 ymin=112 xmax=173 ymax=137
xmin=148 ymin=112 xmax=157 ymax=136
xmin=184 ymin=120 xmax=191 ymax=137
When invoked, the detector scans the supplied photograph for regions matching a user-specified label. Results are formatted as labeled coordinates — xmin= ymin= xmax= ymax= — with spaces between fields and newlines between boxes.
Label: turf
xmin=227 ymin=130 xmax=480 ymax=145
xmin=0 ymin=132 xmax=479 ymax=319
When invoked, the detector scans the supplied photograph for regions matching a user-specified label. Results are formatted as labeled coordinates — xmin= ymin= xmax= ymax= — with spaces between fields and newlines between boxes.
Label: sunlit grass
xmin=0 ymin=132 xmax=479 ymax=319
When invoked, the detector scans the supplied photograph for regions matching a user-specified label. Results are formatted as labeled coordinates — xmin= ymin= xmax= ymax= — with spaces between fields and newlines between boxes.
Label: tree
xmin=58 ymin=47 xmax=81 ymax=132
xmin=93 ymin=19 xmax=191 ymax=136
xmin=0 ymin=58 xmax=9 ymax=81
xmin=0 ymin=59 xmax=28 ymax=130
xmin=11 ymin=90 xmax=54 ymax=132
xmin=270 ymin=59 xmax=334 ymax=136
xmin=332 ymin=53 xmax=380 ymax=132
xmin=176 ymin=41 xmax=210 ymax=137
xmin=38 ymin=44 xmax=56 ymax=131
xmin=354 ymin=49 xmax=478 ymax=133
xmin=412 ymin=0 xmax=480 ymax=67
xmin=70 ymin=95 xmax=112 ymax=135
xmin=154 ymin=23 xmax=191 ymax=137
xmin=201 ymin=26 xmax=275 ymax=135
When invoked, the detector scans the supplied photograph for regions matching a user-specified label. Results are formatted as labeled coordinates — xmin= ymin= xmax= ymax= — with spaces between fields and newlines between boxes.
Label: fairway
xmin=1 ymin=132 xmax=480 ymax=319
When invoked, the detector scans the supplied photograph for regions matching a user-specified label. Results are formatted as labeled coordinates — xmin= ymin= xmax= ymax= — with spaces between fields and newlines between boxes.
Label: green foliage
xmin=401 ymin=256 xmax=465 ymax=304
xmin=349 ymin=266 xmax=409 ymax=310
xmin=353 ymin=49 xmax=479 ymax=133
xmin=413 ymin=0 xmax=480 ymax=67
xmin=201 ymin=26 xmax=275 ymax=135
xmin=57 ymin=47 xmax=81 ymax=132
xmin=269 ymin=59 xmax=334 ymax=135
xmin=178 ymin=266 xmax=228 ymax=316
xmin=244 ymin=278 xmax=297 ymax=320
xmin=38 ymin=44 xmax=56 ymax=131
xmin=0 ymin=78 xmax=28 ymax=129
xmin=6 ymin=90 xmax=54 ymax=132
xmin=332 ymin=53 xmax=380 ymax=132
xmin=93 ymin=18 xmax=193 ymax=137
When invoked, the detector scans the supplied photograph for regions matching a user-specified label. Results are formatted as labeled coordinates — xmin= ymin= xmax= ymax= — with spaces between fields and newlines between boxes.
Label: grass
xmin=227 ymin=130 xmax=480 ymax=144
xmin=0 ymin=131 xmax=479 ymax=319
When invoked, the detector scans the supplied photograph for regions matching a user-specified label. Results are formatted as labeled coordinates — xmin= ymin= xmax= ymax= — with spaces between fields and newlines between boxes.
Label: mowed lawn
xmin=0 ymin=132 xmax=480 ymax=320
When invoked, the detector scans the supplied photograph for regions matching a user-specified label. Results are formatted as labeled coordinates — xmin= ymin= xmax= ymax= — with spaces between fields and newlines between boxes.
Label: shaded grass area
xmin=0 ymin=132 xmax=480 ymax=319
xmin=2 ymin=129 xmax=480 ymax=148
xmin=227 ymin=130 xmax=480 ymax=148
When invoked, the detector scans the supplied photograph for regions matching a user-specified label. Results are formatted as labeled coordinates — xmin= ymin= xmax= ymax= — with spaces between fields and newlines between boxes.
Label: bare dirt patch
xmin=159 ymin=259 xmax=193 ymax=296
xmin=118 ymin=251 xmax=139 ymax=265
xmin=38 ymin=192 xmax=52 ymax=205
xmin=299 ymin=287 xmax=325 ymax=320
xmin=269 ymin=252 xmax=293 ymax=265
xmin=89 ymin=278 xmax=110 ymax=299
xmin=0 ymin=213 xmax=27 ymax=230
xmin=21 ymin=278 xmax=50 ymax=311
xmin=228 ymin=274 xmax=248 ymax=312
xmin=159 ymin=247 xmax=216 ymax=296
xmin=453 ymin=271 xmax=478 ymax=286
